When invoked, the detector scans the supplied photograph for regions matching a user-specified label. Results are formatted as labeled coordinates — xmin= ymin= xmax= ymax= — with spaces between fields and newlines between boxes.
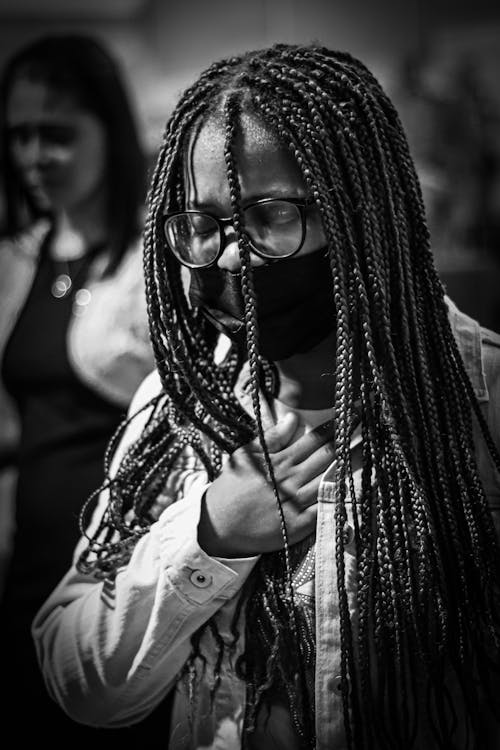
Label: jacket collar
xmin=446 ymin=295 xmax=488 ymax=402
xmin=10 ymin=219 xmax=52 ymax=260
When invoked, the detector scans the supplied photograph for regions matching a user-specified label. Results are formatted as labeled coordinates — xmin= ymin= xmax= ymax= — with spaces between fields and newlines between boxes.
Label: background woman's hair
xmin=0 ymin=33 xmax=146 ymax=272
xmin=78 ymin=43 xmax=500 ymax=749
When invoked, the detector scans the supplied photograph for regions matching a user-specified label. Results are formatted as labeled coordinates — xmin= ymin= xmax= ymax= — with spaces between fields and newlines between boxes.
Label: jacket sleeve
xmin=31 ymin=372 xmax=258 ymax=728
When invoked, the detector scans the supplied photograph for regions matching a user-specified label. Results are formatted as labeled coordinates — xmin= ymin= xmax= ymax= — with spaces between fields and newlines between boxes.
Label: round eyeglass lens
xmin=165 ymin=212 xmax=220 ymax=266
xmin=245 ymin=200 xmax=303 ymax=257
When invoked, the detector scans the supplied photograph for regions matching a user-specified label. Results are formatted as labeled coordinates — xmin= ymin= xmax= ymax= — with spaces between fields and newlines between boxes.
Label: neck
xmin=274 ymin=331 xmax=360 ymax=410
xmin=50 ymin=188 xmax=108 ymax=261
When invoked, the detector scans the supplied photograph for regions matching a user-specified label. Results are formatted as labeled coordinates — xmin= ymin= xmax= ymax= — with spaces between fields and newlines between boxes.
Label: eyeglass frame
xmin=163 ymin=195 xmax=318 ymax=269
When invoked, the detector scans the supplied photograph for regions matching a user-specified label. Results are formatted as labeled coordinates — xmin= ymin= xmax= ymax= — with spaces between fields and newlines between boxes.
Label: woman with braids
xmin=33 ymin=43 xmax=500 ymax=749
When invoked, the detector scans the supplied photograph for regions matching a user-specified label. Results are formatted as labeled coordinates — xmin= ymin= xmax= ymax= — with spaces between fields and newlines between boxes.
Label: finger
xmin=294 ymin=439 xmax=336 ymax=483
xmin=251 ymin=411 xmax=300 ymax=453
xmin=293 ymin=440 xmax=364 ymax=508
xmin=287 ymin=504 xmax=318 ymax=545
xmin=258 ymin=390 xmax=278 ymax=432
xmin=292 ymin=474 xmax=323 ymax=510
xmin=285 ymin=418 xmax=336 ymax=463
xmin=294 ymin=429 xmax=364 ymax=493
xmin=275 ymin=438 xmax=336 ymax=505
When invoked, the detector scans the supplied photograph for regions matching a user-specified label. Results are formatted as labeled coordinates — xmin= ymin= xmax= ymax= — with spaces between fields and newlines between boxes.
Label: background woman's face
xmin=186 ymin=111 xmax=327 ymax=272
xmin=6 ymin=77 xmax=107 ymax=214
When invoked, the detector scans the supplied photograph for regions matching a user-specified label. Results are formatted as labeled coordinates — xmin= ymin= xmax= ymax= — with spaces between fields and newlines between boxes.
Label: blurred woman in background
xmin=0 ymin=34 xmax=155 ymax=739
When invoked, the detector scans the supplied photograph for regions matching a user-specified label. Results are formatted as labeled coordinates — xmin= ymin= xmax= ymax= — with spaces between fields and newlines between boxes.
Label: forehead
xmin=185 ymin=112 xmax=306 ymax=207
xmin=7 ymin=78 xmax=78 ymax=124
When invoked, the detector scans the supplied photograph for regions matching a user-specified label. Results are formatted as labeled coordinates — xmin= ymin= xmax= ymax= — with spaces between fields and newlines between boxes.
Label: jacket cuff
xmin=157 ymin=476 xmax=258 ymax=605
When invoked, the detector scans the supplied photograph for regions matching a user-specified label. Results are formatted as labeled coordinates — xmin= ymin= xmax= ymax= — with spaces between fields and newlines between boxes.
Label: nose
xmin=216 ymin=225 xmax=241 ymax=272
xmin=15 ymin=132 xmax=50 ymax=169
xmin=216 ymin=224 xmax=268 ymax=272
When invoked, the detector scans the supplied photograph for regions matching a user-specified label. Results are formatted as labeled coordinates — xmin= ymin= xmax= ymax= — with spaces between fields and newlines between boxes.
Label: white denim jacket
xmin=32 ymin=298 xmax=500 ymax=749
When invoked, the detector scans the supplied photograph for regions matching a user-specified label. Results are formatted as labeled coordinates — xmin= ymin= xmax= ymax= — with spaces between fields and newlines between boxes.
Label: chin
xmin=27 ymin=187 xmax=52 ymax=213
xmin=272 ymin=331 xmax=336 ymax=363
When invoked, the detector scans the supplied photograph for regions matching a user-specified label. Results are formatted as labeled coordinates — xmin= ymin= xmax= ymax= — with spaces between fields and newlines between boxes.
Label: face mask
xmin=188 ymin=250 xmax=336 ymax=361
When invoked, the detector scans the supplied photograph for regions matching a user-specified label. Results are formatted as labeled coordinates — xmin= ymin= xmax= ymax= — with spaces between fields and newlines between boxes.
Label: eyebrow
xmin=186 ymin=191 xmax=309 ymax=212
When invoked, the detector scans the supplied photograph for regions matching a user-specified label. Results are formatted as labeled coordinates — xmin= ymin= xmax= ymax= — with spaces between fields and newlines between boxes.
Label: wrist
xmin=197 ymin=488 xmax=236 ymax=557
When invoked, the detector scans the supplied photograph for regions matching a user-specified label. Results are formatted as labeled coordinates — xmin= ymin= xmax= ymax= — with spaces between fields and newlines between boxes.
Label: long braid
xmin=76 ymin=44 xmax=500 ymax=749
xmin=246 ymin=73 xmax=366 ymax=744
xmin=247 ymin=61 xmax=432 ymax=745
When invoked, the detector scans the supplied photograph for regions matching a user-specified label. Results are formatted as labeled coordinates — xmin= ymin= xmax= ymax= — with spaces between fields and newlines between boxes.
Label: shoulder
xmin=116 ymin=236 xmax=143 ymax=274
xmin=478 ymin=328 xmax=500 ymax=463
xmin=86 ymin=235 xmax=143 ymax=284
xmin=445 ymin=295 xmax=500 ymax=402
xmin=0 ymin=221 xmax=51 ymax=331
xmin=113 ymin=236 xmax=144 ymax=278
xmin=479 ymin=325 xmax=500 ymax=400
xmin=447 ymin=301 xmax=500 ymax=467
xmin=0 ymin=219 xmax=50 ymax=266
xmin=128 ymin=368 xmax=163 ymax=416
xmin=108 ymin=369 xmax=163 ymax=474
xmin=95 ymin=238 xmax=146 ymax=308
xmin=479 ymin=325 xmax=500 ymax=351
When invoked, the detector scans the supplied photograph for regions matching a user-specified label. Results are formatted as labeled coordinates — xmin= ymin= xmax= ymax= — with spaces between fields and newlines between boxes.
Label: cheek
xmin=72 ymin=136 xmax=107 ymax=188
xmin=10 ymin=143 xmax=26 ymax=170
xmin=9 ymin=138 xmax=37 ymax=172
xmin=300 ymin=212 xmax=328 ymax=256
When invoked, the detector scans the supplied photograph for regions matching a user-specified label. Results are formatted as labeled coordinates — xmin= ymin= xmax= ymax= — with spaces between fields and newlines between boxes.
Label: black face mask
xmin=188 ymin=250 xmax=336 ymax=361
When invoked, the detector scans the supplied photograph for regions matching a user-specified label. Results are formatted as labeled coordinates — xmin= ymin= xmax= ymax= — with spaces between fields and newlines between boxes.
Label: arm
xmin=33 ymin=374 xmax=337 ymax=727
xmin=32 ymin=372 xmax=258 ymax=728
xmin=33 ymin=477 xmax=257 ymax=727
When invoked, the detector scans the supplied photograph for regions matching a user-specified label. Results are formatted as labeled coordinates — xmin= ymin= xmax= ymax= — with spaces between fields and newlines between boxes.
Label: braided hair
xmin=77 ymin=43 xmax=500 ymax=749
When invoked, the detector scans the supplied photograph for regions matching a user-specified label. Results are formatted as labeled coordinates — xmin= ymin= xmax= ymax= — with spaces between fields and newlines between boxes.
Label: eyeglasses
xmin=163 ymin=196 xmax=315 ymax=269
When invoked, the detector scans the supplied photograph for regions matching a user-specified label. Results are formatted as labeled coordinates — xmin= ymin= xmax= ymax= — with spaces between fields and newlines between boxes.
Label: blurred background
xmin=0 ymin=0 xmax=499 ymax=329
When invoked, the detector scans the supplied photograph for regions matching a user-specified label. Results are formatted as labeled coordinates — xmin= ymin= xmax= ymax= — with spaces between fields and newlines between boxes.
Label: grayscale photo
xmin=0 ymin=2 xmax=499 ymax=748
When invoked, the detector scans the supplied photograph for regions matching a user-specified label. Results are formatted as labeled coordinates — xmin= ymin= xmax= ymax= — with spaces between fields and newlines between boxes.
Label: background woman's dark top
xmin=0 ymin=250 xmax=126 ymax=735
xmin=0 ymin=247 xmax=172 ymax=740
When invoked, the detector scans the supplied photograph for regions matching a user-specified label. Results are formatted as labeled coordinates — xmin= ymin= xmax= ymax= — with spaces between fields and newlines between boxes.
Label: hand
xmin=198 ymin=412 xmax=336 ymax=557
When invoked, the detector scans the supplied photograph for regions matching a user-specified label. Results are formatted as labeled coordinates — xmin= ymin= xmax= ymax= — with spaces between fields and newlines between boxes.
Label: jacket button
xmin=342 ymin=523 xmax=354 ymax=546
xmin=330 ymin=674 xmax=351 ymax=696
xmin=332 ymin=674 xmax=343 ymax=694
xmin=189 ymin=569 xmax=212 ymax=588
